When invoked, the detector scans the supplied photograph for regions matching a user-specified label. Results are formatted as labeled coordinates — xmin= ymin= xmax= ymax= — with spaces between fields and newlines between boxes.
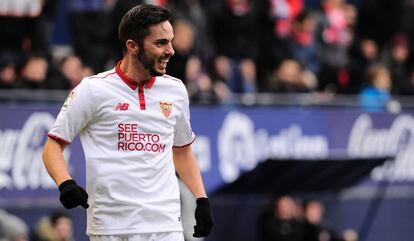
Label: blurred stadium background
xmin=1 ymin=0 xmax=414 ymax=241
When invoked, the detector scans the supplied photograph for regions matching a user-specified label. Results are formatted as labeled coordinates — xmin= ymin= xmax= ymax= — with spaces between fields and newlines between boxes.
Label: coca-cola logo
xmin=347 ymin=114 xmax=414 ymax=181
xmin=0 ymin=112 xmax=71 ymax=190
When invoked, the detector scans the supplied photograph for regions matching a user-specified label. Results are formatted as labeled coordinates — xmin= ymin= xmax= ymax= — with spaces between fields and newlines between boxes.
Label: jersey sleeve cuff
xmin=173 ymin=136 xmax=196 ymax=148
xmin=47 ymin=133 xmax=71 ymax=145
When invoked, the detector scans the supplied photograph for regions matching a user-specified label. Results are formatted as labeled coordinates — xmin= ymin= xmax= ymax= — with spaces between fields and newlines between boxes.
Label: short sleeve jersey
xmin=48 ymin=62 xmax=195 ymax=235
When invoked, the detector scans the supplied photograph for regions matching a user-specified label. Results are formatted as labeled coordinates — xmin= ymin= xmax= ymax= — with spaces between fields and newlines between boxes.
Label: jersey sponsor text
xmin=117 ymin=123 xmax=166 ymax=152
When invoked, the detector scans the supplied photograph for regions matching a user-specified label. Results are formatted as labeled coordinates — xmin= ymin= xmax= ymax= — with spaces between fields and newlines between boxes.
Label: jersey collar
xmin=115 ymin=61 xmax=156 ymax=90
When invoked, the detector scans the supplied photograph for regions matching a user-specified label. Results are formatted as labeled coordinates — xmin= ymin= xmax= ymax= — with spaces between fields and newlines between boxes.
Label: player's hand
xmin=193 ymin=197 xmax=213 ymax=237
xmin=58 ymin=179 xmax=89 ymax=209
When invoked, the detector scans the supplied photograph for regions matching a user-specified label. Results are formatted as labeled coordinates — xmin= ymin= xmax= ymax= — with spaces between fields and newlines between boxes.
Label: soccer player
xmin=42 ymin=4 xmax=213 ymax=241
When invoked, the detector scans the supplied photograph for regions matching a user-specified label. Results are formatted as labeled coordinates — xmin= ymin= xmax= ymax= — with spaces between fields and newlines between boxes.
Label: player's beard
xmin=137 ymin=48 xmax=164 ymax=76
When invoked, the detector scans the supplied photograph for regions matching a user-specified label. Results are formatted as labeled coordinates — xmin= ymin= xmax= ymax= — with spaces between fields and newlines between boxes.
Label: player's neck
xmin=120 ymin=56 xmax=151 ymax=84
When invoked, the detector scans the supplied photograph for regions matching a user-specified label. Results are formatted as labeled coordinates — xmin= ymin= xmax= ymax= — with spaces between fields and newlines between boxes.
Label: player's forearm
xmin=42 ymin=137 xmax=72 ymax=186
xmin=173 ymin=146 xmax=207 ymax=198
xmin=178 ymin=163 xmax=207 ymax=199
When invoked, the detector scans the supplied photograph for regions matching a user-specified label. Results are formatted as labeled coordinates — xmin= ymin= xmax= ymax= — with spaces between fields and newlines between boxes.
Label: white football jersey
xmin=48 ymin=63 xmax=195 ymax=235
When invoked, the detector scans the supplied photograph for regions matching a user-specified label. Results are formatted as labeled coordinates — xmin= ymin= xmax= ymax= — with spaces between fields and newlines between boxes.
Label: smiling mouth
xmin=158 ymin=59 xmax=169 ymax=69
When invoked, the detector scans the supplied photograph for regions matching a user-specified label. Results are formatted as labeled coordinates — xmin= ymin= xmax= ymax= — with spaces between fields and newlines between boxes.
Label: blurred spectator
xmin=268 ymin=0 xmax=304 ymax=39
xmin=317 ymin=0 xmax=355 ymax=93
xmin=184 ymin=57 xmax=215 ymax=102
xmin=212 ymin=81 xmax=233 ymax=103
xmin=304 ymin=200 xmax=344 ymax=241
xmin=267 ymin=59 xmax=317 ymax=93
xmin=256 ymin=0 xmax=298 ymax=90
xmin=168 ymin=18 xmax=230 ymax=103
xmin=59 ymin=54 xmax=92 ymax=89
xmin=15 ymin=53 xmax=49 ymax=89
xmin=342 ymin=229 xmax=358 ymax=241
xmin=288 ymin=10 xmax=320 ymax=76
xmin=166 ymin=0 xmax=213 ymax=63
xmin=347 ymin=37 xmax=379 ymax=94
xmin=68 ymin=0 xmax=112 ymax=73
xmin=381 ymin=33 xmax=411 ymax=95
xmin=212 ymin=55 xmax=257 ymax=94
xmin=0 ymin=51 xmax=18 ymax=89
xmin=348 ymin=37 xmax=379 ymax=93
xmin=208 ymin=0 xmax=259 ymax=93
xmin=168 ymin=19 xmax=198 ymax=84
xmin=342 ymin=3 xmax=357 ymax=31
xmin=0 ymin=0 xmax=50 ymax=63
xmin=32 ymin=210 xmax=74 ymax=241
xmin=304 ymin=200 xmax=324 ymax=226
xmin=186 ymin=57 xmax=232 ymax=103
xmin=12 ymin=52 xmax=70 ymax=90
xmin=359 ymin=64 xmax=392 ymax=112
xmin=0 ymin=209 xmax=28 ymax=241
xmin=50 ymin=211 xmax=73 ymax=241
xmin=259 ymin=195 xmax=311 ymax=241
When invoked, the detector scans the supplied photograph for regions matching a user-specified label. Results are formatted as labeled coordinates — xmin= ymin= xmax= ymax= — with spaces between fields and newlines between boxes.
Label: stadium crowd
xmin=1 ymin=0 xmax=414 ymax=106
xmin=259 ymin=196 xmax=358 ymax=241
xmin=0 ymin=1 xmax=408 ymax=241
xmin=0 ymin=209 xmax=75 ymax=241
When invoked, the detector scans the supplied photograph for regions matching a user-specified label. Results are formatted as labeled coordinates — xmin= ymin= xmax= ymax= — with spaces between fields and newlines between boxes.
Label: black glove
xmin=193 ymin=197 xmax=213 ymax=237
xmin=58 ymin=179 xmax=89 ymax=209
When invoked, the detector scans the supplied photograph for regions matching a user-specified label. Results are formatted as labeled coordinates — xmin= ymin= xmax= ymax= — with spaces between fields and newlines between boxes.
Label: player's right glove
xmin=58 ymin=179 xmax=89 ymax=209
xmin=193 ymin=197 xmax=214 ymax=237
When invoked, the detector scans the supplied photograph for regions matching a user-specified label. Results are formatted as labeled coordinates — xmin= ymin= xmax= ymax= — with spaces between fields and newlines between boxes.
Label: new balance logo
xmin=115 ymin=103 xmax=129 ymax=111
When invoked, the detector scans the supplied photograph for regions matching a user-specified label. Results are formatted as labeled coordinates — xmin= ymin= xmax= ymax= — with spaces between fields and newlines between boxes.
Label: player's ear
xmin=126 ymin=40 xmax=139 ymax=54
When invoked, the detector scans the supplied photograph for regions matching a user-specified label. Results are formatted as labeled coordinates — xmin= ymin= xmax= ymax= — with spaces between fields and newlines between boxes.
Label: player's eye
xmin=155 ymin=39 xmax=168 ymax=46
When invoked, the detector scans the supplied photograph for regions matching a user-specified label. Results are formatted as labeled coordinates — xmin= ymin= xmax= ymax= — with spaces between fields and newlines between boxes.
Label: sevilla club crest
xmin=160 ymin=102 xmax=172 ymax=118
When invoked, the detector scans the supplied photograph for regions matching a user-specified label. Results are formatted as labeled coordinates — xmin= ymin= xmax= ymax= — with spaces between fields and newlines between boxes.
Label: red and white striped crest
xmin=159 ymin=102 xmax=172 ymax=118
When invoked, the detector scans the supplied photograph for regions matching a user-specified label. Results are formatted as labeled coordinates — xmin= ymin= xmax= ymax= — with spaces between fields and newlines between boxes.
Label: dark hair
xmin=118 ymin=4 xmax=171 ymax=53
xmin=295 ymin=10 xmax=312 ymax=24
xmin=364 ymin=63 xmax=389 ymax=84
xmin=50 ymin=211 xmax=71 ymax=227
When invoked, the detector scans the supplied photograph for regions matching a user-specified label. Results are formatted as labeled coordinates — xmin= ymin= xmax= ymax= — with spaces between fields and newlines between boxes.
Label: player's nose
xmin=165 ymin=42 xmax=175 ymax=56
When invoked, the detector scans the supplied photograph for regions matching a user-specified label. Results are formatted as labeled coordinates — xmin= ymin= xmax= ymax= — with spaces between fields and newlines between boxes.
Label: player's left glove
xmin=59 ymin=179 xmax=89 ymax=209
xmin=193 ymin=197 xmax=214 ymax=237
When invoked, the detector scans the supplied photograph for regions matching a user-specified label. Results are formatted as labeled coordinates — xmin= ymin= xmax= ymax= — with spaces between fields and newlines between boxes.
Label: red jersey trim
xmin=138 ymin=84 xmax=146 ymax=110
xmin=115 ymin=61 xmax=156 ymax=90
xmin=173 ymin=136 xmax=196 ymax=148
xmin=145 ymin=76 xmax=156 ymax=89
xmin=47 ymin=133 xmax=71 ymax=145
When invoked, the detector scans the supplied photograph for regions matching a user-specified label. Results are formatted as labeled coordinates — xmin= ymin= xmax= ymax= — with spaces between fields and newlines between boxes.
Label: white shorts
xmin=89 ymin=232 xmax=184 ymax=241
